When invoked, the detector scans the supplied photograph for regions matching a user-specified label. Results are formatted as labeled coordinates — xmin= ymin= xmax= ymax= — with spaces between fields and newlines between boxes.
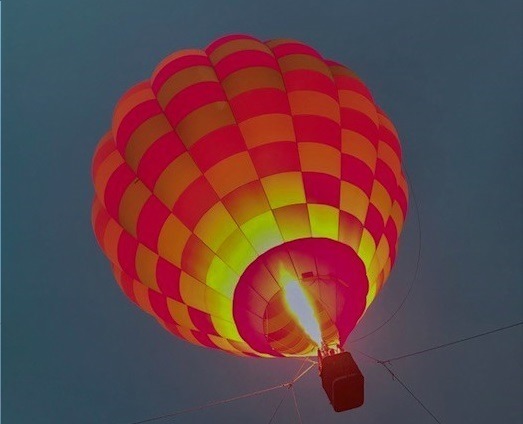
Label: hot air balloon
xmin=91 ymin=34 xmax=408 ymax=412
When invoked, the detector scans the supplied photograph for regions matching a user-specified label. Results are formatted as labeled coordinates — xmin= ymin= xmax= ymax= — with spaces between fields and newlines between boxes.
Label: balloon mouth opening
xmin=233 ymin=238 xmax=369 ymax=358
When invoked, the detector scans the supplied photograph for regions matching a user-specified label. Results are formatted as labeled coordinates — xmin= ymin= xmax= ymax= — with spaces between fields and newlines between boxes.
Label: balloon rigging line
xmin=173 ymin=362 xmax=316 ymax=424
xmin=386 ymin=320 xmax=523 ymax=361
xmin=290 ymin=386 xmax=303 ymax=424
xmin=351 ymin=167 xmax=422 ymax=344
xmin=267 ymin=389 xmax=290 ymax=424
xmin=129 ymin=384 xmax=286 ymax=424
xmin=291 ymin=362 xmax=317 ymax=384
xmin=266 ymin=358 xmax=310 ymax=423
xmin=358 ymin=349 xmax=442 ymax=423
xmin=379 ymin=362 xmax=442 ymax=424
xmin=129 ymin=362 xmax=317 ymax=424
xmin=291 ymin=358 xmax=310 ymax=380
xmin=366 ymin=321 xmax=523 ymax=364
xmin=351 ymin=321 xmax=522 ymax=424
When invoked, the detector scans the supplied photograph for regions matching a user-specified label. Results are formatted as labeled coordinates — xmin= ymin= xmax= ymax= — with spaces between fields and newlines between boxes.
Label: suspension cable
xmin=290 ymin=386 xmax=303 ymax=424
xmin=380 ymin=362 xmax=442 ymax=424
xmin=353 ymin=321 xmax=523 ymax=423
xmin=266 ymin=358 xmax=311 ymax=423
xmin=267 ymin=390 xmax=289 ymax=424
xmin=357 ymin=321 xmax=523 ymax=364
xmin=129 ymin=362 xmax=316 ymax=424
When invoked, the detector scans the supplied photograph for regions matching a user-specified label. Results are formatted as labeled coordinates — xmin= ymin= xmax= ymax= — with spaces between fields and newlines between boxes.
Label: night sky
xmin=4 ymin=1 xmax=522 ymax=423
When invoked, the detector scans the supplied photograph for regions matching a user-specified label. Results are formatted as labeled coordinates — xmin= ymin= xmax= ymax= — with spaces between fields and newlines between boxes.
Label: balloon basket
xmin=319 ymin=350 xmax=364 ymax=412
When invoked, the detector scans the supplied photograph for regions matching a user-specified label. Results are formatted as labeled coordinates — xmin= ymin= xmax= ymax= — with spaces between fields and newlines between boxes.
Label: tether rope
xmin=380 ymin=362 xmax=442 ymax=424
xmin=353 ymin=321 xmax=522 ymax=424
xmin=290 ymin=386 xmax=303 ymax=424
xmin=129 ymin=362 xmax=316 ymax=424
xmin=358 ymin=321 xmax=523 ymax=364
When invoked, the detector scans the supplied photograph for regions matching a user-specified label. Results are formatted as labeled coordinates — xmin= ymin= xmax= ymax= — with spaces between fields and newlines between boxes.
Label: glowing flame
xmin=284 ymin=281 xmax=322 ymax=346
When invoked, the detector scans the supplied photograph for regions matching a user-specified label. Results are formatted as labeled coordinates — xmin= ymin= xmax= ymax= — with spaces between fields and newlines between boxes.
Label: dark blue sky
xmin=4 ymin=1 xmax=522 ymax=423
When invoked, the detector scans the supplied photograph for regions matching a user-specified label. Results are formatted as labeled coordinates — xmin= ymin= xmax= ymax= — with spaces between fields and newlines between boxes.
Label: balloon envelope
xmin=92 ymin=34 xmax=408 ymax=358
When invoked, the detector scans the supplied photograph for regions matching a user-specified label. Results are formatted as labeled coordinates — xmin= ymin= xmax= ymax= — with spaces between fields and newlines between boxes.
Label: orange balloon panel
xmin=92 ymin=34 xmax=408 ymax=357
